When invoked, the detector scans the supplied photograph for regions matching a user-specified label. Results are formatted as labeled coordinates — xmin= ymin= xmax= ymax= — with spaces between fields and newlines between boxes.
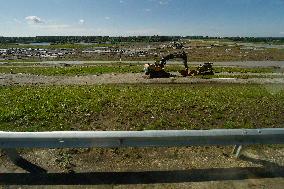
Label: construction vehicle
xmin=144 ymin=52 xmax=214 ymax=78
xmin=189 ymin=63 xmax=214 ymax=76
xmin=144 ymin=51 xmax=189 ymax=78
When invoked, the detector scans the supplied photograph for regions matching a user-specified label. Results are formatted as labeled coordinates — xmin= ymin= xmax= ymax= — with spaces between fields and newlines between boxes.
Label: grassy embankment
xmin=0 ymin=84 xmax=283 ymax=132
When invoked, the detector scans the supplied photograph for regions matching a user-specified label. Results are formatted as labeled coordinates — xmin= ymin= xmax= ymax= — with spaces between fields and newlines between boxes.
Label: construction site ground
xmin=1 ymin=72 xmax=284 ymax=86
xmin=1 ymin=146 xmax=284 ymax=188
xmin=0 ymin=61 xmax=284 ymax=188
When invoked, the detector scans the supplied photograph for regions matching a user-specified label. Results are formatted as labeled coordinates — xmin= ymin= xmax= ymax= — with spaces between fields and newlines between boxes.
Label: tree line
xmin=0 ymin=36 xmax=182 ymax=44
xmin=0 ymin=36 xmax=283 ymax=44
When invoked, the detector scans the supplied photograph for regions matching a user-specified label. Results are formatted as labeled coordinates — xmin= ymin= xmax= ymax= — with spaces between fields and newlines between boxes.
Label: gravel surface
xmin=1 ymin=73 xmax=284 ymax=86
xmin=2 ymin=60 xmax=284 ymax=68
xmin=0 ymin=146 xmax=284 ymax=188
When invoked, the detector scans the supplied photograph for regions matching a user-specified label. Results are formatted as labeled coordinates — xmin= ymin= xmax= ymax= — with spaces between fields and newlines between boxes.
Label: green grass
xmin=0 ymin=59 xmax=40 ymax=63
xmin=213 ymin=67 xmax=275 ymax=73
xmin=0 ymin=84 xmax=283 ymax=132
xmin=0 ymin=64 xmax=144 ymax=76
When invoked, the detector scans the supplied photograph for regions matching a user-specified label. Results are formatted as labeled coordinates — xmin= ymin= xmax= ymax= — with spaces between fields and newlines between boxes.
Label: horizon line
xmin=1 ymin=35 xmax=284 ymax=38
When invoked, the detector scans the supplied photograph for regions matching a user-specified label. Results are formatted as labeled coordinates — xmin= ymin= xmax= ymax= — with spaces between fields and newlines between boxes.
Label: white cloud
xmin=145 ymin=8 xmax=151 ymax=12
xmin=25 ymin=16 xmax=43 ymax=24
xmin=119 ymin=0 xmax=124 ymax=3
xmin=280 ymin=32 xmax=284 ymax=35
xmin=159 ymin=0 xmax=169 ymax=5
xmin=105 ymin=16 xmax=110 ymax=20
xmin=79 ymin=19 xmax=85 ymax=24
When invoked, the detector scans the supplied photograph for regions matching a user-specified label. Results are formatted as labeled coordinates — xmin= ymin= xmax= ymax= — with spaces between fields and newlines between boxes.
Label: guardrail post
xmin=3 ymin=149 xmax=21 ymax=164
xmin=2 ymin=149 xmax=47 ymax=173
xmin=232 ymin=145 xmax=243 ymax=158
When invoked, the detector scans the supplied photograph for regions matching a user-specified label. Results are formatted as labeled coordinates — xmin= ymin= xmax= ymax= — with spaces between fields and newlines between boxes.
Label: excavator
xmin=144 ymin=51 xmax=214 ymax=78
xmin=144 ymin=51 xmax=188 ymax=78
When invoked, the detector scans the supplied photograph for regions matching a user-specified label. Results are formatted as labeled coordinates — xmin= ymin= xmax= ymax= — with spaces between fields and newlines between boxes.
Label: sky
xmin=0 ymin=0 xmax=284 ymax=37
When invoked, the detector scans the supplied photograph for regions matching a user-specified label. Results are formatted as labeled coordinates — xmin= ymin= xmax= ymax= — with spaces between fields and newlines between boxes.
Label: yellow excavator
xmin=144 ymin=51 xmax=214 ymax=78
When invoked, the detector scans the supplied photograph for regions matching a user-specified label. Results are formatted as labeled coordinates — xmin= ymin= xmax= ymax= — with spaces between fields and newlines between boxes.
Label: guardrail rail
xmin=1 ymin=128 xmax=284 ymax=168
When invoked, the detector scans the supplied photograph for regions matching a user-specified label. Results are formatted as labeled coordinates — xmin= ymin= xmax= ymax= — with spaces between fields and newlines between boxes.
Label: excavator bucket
xmin=180 ymin=70 xmax=199 ymax=77
xmin=180 ymin=70 xmax=189 ymax=77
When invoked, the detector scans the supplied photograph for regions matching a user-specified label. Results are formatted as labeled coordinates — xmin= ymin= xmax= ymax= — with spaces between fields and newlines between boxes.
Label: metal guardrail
xmin=1 ymin=128 xmax=284 ymax=149
xmin=1 ymin=128 xmax=284 ymax=170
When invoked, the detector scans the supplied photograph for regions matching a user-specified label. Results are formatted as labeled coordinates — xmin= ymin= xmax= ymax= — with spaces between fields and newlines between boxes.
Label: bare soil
xmin=2 ymin=60 xmax=284 ymax=68
xmin=0 ymin=146 xmax=284 ymax=188
xmin=1 ymin=73 xmax=284 ymax=86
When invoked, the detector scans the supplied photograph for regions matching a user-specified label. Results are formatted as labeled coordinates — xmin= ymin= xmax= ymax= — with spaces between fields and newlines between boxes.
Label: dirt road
xmin=1 ymin=73 xmax=284 ymax=86
xmin=2 ymin=60 xmax=284 ymax=68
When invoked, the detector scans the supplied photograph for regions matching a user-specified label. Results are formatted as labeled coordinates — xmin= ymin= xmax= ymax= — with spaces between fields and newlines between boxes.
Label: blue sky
xmin=0 ymin=0 xmax=284 ymax=37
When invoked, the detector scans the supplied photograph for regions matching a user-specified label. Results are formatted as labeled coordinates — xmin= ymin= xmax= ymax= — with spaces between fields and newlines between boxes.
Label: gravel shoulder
xmin=1 ymin=73 xmax=284 ymax=86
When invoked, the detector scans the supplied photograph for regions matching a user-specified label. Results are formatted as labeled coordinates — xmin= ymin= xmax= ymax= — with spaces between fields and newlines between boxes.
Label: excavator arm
xmin=144 ymin=51 xmax=214 ymax=78
xmin=144 ymin=51 xmax=190 ymax=78
xmin=159 ymin=51 xmax=188 ymax=70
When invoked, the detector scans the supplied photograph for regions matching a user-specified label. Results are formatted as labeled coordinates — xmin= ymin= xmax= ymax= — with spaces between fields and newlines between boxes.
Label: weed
xmin=0 ymin=84 xmax=283 ymax=131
